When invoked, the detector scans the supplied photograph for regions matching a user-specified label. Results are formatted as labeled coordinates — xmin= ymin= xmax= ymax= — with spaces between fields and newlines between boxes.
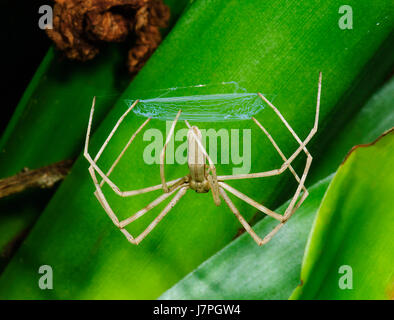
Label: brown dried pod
xmin=46 ymin=0 xmax=170 ymax=74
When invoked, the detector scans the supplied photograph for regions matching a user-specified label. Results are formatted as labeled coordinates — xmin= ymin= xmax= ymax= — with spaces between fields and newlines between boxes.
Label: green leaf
xmin=0 ymin=46 xmax=128 ymax=176
xmin=290 ymin=129 xmax=394 ymax=300
xmin=0 ymin=46 xmax=129 ymax=270
xmin=160 ymin=78 xmax=394 ymax=300
xmin=0 ymin=0 xmax=392 ymax=299
xmin=0 ymin=0 xmax=190 ymax=269
xmin=161 ymin=174 xmax=333 ymax=299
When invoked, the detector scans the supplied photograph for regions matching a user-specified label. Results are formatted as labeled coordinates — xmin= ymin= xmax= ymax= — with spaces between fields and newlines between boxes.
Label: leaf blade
xmin=291 ymin=129 xmax=394 ymax=299
xmin=0 ymin=0 xmax=393 ymax=299
xmin=160 ymin=77 xmax=394 ymax=300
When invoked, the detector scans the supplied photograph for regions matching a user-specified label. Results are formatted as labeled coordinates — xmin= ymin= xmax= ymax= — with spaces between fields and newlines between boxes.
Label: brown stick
xmin=0 ymin=160 xmax=73 ymax=199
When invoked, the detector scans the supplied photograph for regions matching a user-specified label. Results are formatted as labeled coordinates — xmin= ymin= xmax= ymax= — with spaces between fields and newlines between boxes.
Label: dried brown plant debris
xmin=0 ymin=160 xmax=73 ymax=199
xmin=46 ymin=0 xmax=170 ymax=74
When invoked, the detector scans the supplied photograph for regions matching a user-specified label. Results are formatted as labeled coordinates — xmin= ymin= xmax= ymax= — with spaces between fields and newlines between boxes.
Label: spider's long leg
xmin=90 ymin=166 xmax=188 ymax=244
xmin=219 ymin=147 xmax=312 ymax=223
xmin=256 ymin=75 xmax=318 ymax=218
xmin=250 ymin=117 xmax=310 ymax=217
xmin=219 ymin=187 xmax=265 ymax=245
xmin=250 ymin=161 xmax=311 ymax=245
xmin=84 ymin=98 xmax=140 ymax=195
xmin=98 ymin=114 xmax=187 ymax=194
xmin=121 ymin=186 xmax=189 ymax=245
xmin=87 ymin=98 xmax=140 ymax=164
xmin=220 ymin=186 xmax=294 ymax=246
xmin=218 ymin=72 xmax=321 ymax=181
xmin=185 ymin=120 xmax=221 ymax=206
xmin=90 ymin=167 xmax=182 ymax=226
xmin=282 ymin=151 xmax=312 ymax=219
xmin=217 ymin=81 xmax=317 ymax=244
xmin=118 ymin=186 xmax=181 ymax=228
xmin=252 ymin=117 xmax=308 ymax=195
xmin=160 ymin=110 xmax=182 ymax=192
xmin=219 ymin=182 xmax=283 ymax=221
xmin=259 ymin=72 xmax=321 ymax=164
xmin=99 ymin=117 xmax=151 ymax=187
xmin=219 ymin=151 xmax=312 ymax=246
xmin=89 ymin=166 xmax=120 ymax=226
xmin=84 ymin=98 xmax=184 ymax=197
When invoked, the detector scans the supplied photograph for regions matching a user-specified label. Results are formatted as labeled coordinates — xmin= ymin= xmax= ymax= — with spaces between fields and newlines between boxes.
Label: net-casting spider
xmin=84 ymin=72 xmax=322 ymax=246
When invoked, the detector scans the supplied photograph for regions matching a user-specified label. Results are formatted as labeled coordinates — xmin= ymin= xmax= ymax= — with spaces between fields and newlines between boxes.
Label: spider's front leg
xmin=218 ymin=72 xmax=321 ymax=182
xmin=255 ymin=72 xmax=321 ymax=220
xmin=84 ymin=98 xmax=189 ymax=244
xmin=160 ymin=109 xmax=183 ymax=193
xmin=218 ymin=72 xmax=322 ymax=245
xmin=84 ymin=97 xmax=185 ymax=196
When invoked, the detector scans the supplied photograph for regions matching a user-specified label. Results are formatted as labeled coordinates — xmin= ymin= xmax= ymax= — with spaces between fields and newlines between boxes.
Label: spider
xmin=84 ymin=72 xmax=322 ymax=246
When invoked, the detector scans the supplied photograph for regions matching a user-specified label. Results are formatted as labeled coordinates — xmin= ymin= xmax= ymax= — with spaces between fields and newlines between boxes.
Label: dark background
xmin=1 ymin=0 xmax=51 ymax=135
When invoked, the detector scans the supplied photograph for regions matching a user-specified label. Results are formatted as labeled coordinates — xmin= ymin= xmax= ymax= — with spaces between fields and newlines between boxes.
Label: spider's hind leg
xmin=121 ymin=186 xmax=189 ymax=245
xmin=219 ymin=187 xmax=265 ymax=245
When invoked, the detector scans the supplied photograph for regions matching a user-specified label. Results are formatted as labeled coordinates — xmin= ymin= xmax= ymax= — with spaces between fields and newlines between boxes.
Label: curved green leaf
xmin=0 ymin=46 xmax=128 ymax=176
xmin=160 ymin=175 xmax=333 ymax=299
xmin=0 ymin=0 xmax=392 ymax=299
xmin=0 ymin=0 xmax=190 ymax=270
xmin=160 ymin=77 xmax=394 ymax=300
xmin=0 ymin=46 xmax=128 ymax=270
xmin=290 ymin=129 xmax=394 ymax=300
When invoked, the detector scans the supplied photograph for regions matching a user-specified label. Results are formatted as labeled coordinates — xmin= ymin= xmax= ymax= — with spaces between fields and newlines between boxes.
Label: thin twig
xmin=0 ymin=160 xmax=73 ymax=199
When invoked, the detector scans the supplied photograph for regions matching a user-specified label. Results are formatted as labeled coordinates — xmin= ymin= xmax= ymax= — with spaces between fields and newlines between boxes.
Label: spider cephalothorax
xmin=84 ymin=72 xmax=322 ymax=246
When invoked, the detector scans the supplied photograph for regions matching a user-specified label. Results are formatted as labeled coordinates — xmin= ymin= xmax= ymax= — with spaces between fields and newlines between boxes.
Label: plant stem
xmin=0 ymin=160 xmax=73 ymax=199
